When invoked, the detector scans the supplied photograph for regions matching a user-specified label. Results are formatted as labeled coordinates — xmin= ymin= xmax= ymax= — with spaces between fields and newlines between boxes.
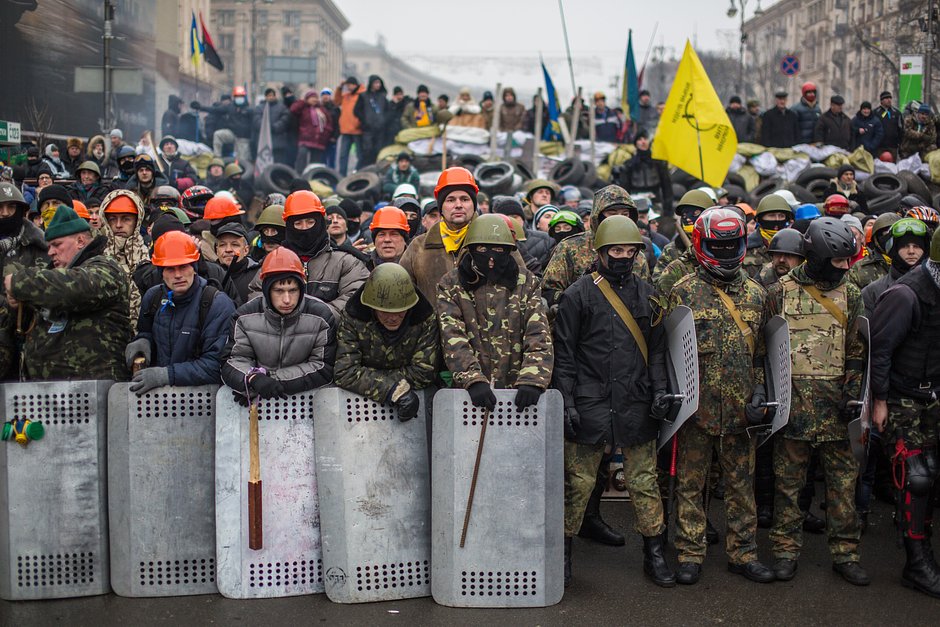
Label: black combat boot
xmin=902 ymin=536 xmax=940 ymax=598
xmin=642 ymin=534 xmax=676 ymax=587
xmin=578 ymin=461 xmax=625 ymax=546
xmin=564 ymin=536 xmax=572 ymax=588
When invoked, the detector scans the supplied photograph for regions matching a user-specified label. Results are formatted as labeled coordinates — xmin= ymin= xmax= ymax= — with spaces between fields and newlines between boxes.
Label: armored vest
xmin=891 ymin=267 xmax=940 ymax=391
xmin=780 ymin=275 xmax=846 ymax=380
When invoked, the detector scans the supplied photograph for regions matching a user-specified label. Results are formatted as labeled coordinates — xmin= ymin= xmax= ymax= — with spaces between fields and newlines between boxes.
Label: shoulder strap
xmin=801 ymin=284 xmax=848 ymax=328
xmin=592 ymin=272 xmax=648 ymax=365
xmin=198 ymin=285 xmax=219 ymax=330
xmin=710 ymin=284 xmax=755 ymax=356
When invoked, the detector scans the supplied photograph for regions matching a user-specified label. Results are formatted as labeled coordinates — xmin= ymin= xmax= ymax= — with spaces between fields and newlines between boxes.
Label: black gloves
xmin=468 ymin=381 xmax=497 ymax=411
xmin=564 ymin=407 xmax=581 ymax=440
xmin=395 ymin=390 xmax=421 ymax=422
xmin=650 ymin=390 xmax=673 ymax=421
xmin=514 ymin=385 xmax=543 ymax=410
xmin=250 ymin=374 xmax=287 ymax=400
xmin=232 ymin=390 xmax=250 ymax=407
xmin=745 ymin=385 xmax=773 ymax=426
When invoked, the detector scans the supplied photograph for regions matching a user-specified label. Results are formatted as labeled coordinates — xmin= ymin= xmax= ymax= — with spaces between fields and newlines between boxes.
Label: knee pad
xmin=907 ymin=453 xmax=933 ymax=497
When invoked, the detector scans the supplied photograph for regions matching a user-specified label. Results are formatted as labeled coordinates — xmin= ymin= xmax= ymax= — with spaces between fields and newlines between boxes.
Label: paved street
xmin=2 ymin=494 xmax=937 ymax=626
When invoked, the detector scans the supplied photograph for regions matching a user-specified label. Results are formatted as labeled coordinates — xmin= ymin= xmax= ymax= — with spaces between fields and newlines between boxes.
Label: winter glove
xmin=650 ymin=390 xmax=673 ymax=421
xmin=745 ymin=385 xmax=771 ymax=426
xmin=467 ymin=381 xmax=497 ymax=411
xmin=249 ymin=374 xmax=288 ymax=400
xmin=129 ymin=367 xmax=169 ymax=396
xmin=514 ymin=385 xmax=543 ymax=410
xmin=232 ymin=390 xmax=250 ymax=407
xmin=395 ymin=390 xmax=421 ymax=422
xmin=564 ymin=407 xmax=581 ymax=440
xmin=124 ymin=338 xmax=151 ymax=370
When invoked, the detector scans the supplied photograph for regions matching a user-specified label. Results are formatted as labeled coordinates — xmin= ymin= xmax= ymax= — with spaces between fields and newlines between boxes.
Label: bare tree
xmin=23 ymin=95 xmax=53 ymax=148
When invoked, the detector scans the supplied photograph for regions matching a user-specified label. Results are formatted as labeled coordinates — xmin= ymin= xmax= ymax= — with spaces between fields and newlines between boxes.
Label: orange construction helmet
xmin=260 ymin=246 xmax=306 ymax=281
xmin=103 ymin=194 xmax=138 ymax=215
xmin=434 ymin=167 xmax=479 ymax=202
xmin=151 ymin=231 xmax=200 ymax=267
xmin=73 ymin=200 xmax=91 ymax=220
xmin=282 ymin=190 xmax=325 ymax=220
xmin=203 ymin=195 xmax=244 ymax=220
xmin=369 ymin=206 xmax=410 ymax=234
xmin=864 ymin=221 xmax=874 ymax=244
xmin=232 ymin=86 xmax=247 ymax=97
xmin=736 ymin=202 xmax=756 ymax=218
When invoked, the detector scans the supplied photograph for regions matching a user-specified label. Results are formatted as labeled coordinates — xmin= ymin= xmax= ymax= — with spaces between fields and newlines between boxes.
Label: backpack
xmin=144 ymin=284 xmax=219 ymax=358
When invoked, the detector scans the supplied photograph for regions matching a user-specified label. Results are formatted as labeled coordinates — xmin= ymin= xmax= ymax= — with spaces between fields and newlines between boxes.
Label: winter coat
xmin=553 ymin=269 xmax=667 ymax=446
xmin=851 ymin=111 xmax=884 ymax=153
xmin=42 ymin=156 xmax=69 ymax=180
xmin=133 ymin=257 xmax=241 ymax=305
xmin=221 ymin=292 xmax=335 ymax=395
xmin=399 ymin=221 xmax=461 ymax=302
xmin=157 ymin=154 xmax=199 ymax=188
xmin=760 ymin=106 xmax=799 ymax=148
xmin=518 ymin=228 xmax=555 ymax=274
xmin=814 ymin=109 xmax=853 ymax=149
xmin=401 ymin=99 xmax=439 ymax=129
xmin=334 ymin=84 xmax=365 ymax=135
xmin=199 ymin=100 xmax=253 ymax=139
xmin=562 ymin=102 xmax=591 ymax=139
xmin=594 ymin=105 xmax=622 ymax=143
xmin=900 ymin=115 xmax=938 ymax=158
xmin=333 ymin=283 xmax=439 ymax=403
xmin=123 ymin=169 xmax=170 ymax=204
xmin=252 ymin=101 xmax=292 ymax=153
xmin=619 ymin=149 xmax=673 ymax=212
xmin=635 ymin=103 xmax=659 ymax=134
xmin=791 ymin=98 xmax=822 ymax=144
xmin=442 ymin=99 xmax=487 ymax=129
xmin=135 ymin=275 xmax=236 ymax=386
xmin=161 ymin=95 xmax=182 ymax=138
xmin=385 ymin=96 xmax=407 ymax=143
xmin=824 ymin=179 xmax=868 ymax=212
xmin=8 ymin=235 xmax=131 ymax=381
xmin=382 ymin=166 xmax=420 ymax=197
xmin=353 ymin=76 xmax=390 ymax=135
xmin=499 ymin=92 xmax=526 ymax=132
xmin=221 ymin=255 xmax=260 ymax=306
xmin=0 ymin=220 xmax=49 ymax=379
xmin=68 ymin=180 xmax=111 ymax=207
xmin=726 ymin=106 xmax=755 ymax=143
xmin=875 ymin=105 xmax=903 ymax=151
xmin=862 ymin=264 xmax=903 ymax=318
xmin=289 ymin=100 xmax=334 ymax=149
xmin=437 ymin=260 xmax=553 ymax=390
xmin=102 ymin=190 xmax=150 ymax=324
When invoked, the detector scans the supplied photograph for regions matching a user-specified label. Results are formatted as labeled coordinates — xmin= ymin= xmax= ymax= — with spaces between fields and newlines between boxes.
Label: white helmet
xmin=393 ymin=183 xmax=418 ymax=199
xmin=694 ymin=186 xmax=719 ymax=203
xmin=772 ymin=189 xmax=800 ymax=209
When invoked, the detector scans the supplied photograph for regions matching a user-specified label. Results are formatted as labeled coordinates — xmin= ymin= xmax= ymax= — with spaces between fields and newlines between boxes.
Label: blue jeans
xmin=338 ymin=134 xmax=360 ymax=175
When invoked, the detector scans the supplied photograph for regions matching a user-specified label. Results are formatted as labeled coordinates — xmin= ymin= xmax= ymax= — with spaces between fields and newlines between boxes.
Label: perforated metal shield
xmin=658 ymin=306 xmax=700 ymax=449
xmin=313 ymin=387 xmax=431 ymax=603
xmin=850 ymin=317 xmax=872 ymax=466
xmin=757 ymin=315 xmax=792 ymax=448
xmin=215 ymin=389 xmax=323 ymax=599
xmin=108 ymin=384 xmax=219 ymax=597
xmin=0 ymin=381 xmax=111 ymax=600
xmin=431 ymin=388 xmax=564 ymax=608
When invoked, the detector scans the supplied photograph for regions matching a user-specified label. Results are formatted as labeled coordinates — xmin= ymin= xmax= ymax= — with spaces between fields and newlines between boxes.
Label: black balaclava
xmin=805 ymin=255 xmax=848 ymax=284
xmin=597 ymin=247 xmax=635 ymax=282
xmin=458 ymin=246 xmax=517 ymax=290
xmin=260 ymin=225 xmax=286 ymax=248
xmin=0 ymin=204 xmax=25 ymax=238
xmin=285 ymin=213 xmax=329 ymax=257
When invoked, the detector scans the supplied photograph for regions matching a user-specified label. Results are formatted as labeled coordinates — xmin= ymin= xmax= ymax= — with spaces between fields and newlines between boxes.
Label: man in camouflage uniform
xmin=554 ymin=216 xmax=674 ymax=588
xmin=668 ymin=207 xmax=775 ymax=585
xmin=100 ymin=189 xmax=150 ymax=326
xmin=653 ymin=189 xmax=712 ymax=281
xmin=743 ymin=193 xmax=794 ymax=279
xmin=766 ymin=217 xmax=870 ymax=586
xmin=757 ymin=228 xmax=805 ymax=288
xmin=870 ymin=227 xmax=940 ymax=598
xmin=334 ymin=263 xmax=440 ymax=417
xmin=2 ymin=205 xmax=130 ymax=381
xmin=848 ymin=212 xmax=900 ymax=289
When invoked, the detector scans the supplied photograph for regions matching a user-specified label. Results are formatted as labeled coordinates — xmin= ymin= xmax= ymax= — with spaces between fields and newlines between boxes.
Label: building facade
xmin=344 ymin=39 xmax=461 ymax=97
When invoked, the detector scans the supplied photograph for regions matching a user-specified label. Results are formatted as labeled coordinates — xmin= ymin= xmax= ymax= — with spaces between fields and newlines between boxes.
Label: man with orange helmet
xmin=101 ymin=189 xmax=150 ymax=324
xmin=125 ymin=230 xmax=235 ymax=395
xmin=199 ymin=193 xmax=245 ymax=263
xmin=367 ymin=204 xmax=411 ymax=268
xmin=222 ymin=246 xmax=336 ymax=403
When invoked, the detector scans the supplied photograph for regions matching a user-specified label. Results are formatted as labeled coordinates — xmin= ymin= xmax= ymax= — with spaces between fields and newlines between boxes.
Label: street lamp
xmin=727 ymin=0 xmax=750 ymax=97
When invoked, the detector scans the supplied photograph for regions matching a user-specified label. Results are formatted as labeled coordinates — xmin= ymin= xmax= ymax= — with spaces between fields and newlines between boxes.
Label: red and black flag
xmin=200 ymin=12 xmax=224 ymax=71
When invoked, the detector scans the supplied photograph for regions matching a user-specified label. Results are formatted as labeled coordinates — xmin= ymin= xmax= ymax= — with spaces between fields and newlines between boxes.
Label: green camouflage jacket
xmin=9 ymin=235 xmax=131 ymax=381
xmin=668 ymin=266 xmax=768 ymax=436
xmin=653 ymin=235 xmax=691 ymax=280
xmin=742 ymin=242 xmax=770 ymax=279
xmin=757 ymin=261 xmax=781 ymax=288
xmin=438 ymin=263 xmax=553 ymax=390
xmin=333 ymin=287 xmax=440 ymax=403
xmin=655 ymin=250 xmax=696 ymax=296
xmin=848 ymin=250 xmax=889 ymax=289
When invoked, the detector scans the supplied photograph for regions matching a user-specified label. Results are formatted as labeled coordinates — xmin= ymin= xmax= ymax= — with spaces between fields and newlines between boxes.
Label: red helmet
xmin=823 ymin=194 xmax=850 ymax=216
xmin=232 ymin=86 xmax=247 ymax=97
xmin=801 ymin=81 xmax=817 ymax=96
xmin=692 ymin=207 xmax=747 ymax=281
xmin=878 ymin=151 xmax=894 ymax=163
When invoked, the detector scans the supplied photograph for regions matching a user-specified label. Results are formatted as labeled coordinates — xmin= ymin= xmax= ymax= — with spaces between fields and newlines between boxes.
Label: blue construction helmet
xmin=794 ymin=203 xmax=821 ymax=222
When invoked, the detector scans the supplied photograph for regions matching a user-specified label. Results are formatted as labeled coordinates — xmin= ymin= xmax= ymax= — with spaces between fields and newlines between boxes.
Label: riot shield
xmin=751 ymin=315 xmax=792 ymax=448
xmin=657 ymin=306 xmax=700 ymax=450
xmin=431 ymin=388 xmax=564 ymax=608
xmin=848 ymin=316 xmax=872 ymax=466
xmin=215 ymin=389 xmax=324 ymax=599
xmin=0 ymin=381 xmax=112 ymax=600
xmin=108 ymin=384 xmax=219 ymax=597
xmin=313 ymin=387 xmax=431 ymax=604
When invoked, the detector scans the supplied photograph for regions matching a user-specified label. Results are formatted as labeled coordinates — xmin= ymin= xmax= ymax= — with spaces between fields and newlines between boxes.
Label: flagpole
xmin=696 ymin=125 xmax=705 ymax=183
xmin=640 ymin=22 xmax=659 ymax=79
xmin=557 ymin=0 xmax=577 ymax=98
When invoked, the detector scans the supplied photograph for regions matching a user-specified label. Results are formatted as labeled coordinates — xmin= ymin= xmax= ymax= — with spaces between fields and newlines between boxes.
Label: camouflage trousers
xmin=882 ymin=397 xmax=940 ymax=452
xmin=675 ymin=423 xmax=758 ymax=565
xmin=770 ymin=437 xmax=860 ymax=564
xmin=564 ymin=440 xmax=664 ymax=537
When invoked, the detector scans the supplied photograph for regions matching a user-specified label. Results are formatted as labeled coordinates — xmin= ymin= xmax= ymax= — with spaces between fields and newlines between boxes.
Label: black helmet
xmin=804 ymin=217 xmax=856 ymax=261
xmin=767 ymin=228 xmax=805 ymax=258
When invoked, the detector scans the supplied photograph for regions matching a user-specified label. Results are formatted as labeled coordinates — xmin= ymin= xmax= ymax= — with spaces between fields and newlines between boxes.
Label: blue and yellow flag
xmin=541 ymin=60 xmax=563 ymax=142
xmin=190 ymin=12 xmax=202 ymax=68
xmin=622 ymin=30 xmax=640 ymax=120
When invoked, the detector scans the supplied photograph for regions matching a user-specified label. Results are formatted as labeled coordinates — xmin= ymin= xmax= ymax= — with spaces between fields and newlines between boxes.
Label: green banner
xmin=899 ymin=55 xmax=924 ymax=110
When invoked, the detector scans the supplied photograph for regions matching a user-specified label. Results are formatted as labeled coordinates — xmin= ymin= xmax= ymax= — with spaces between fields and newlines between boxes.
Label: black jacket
xmin=353 ymin=75 xmax=390 ymax=134
xmin=157 ymin=154 xmax=199 ymax=187
xmin=619 ymin=149 xmax=673 ymax=212
xmin=518 ymin=229 xmax=555 ymax=275
xmin=133 ymin=257 xmax=240 ymax=304
xmin=726 ymin=106 xmax=755 ymax=143
xmin=814 ymin=109 xmax=853 ymax=149
xmin=161 ymin=96 xmax=182 ymax=138
xmin=875 ymin=105 xmax=904 ymax=151
xmin=552 ymin=270 xmax=667 ymax=446
xmin=252 ymin=100 xmax=292 ymax=153
xmin=221 ymin=255 xmax=261 ymax=307
xmin=760 ymin=106 xmax=799 ymax=148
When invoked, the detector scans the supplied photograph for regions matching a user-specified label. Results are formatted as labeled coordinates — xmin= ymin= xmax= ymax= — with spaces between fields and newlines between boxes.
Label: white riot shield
xmin=108 ymin=384 xmax=219 ymax=597
xmin=658 ymin=306 xmax=700 ymax=450
xmin=432 ymin=389 xmax=564 ymax=608
xmin=755 ymin=315 xmax=793 ymax=448
xmin=215 ymin=389 xmax=323 ymax=599
xmin=848 ymin=317 xmax=872 ymax=466
xmin=0 ymin=381 xmax=112 ymax=600
xmin=313 ymin=387 xmax=431 ymax=604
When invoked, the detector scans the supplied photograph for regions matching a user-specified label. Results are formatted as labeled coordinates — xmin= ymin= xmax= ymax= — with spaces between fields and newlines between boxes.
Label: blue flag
xmin=541 ymin=60 xmax=563 ymax=142
xmin=622 ymin=30 xmax=640 ymax=120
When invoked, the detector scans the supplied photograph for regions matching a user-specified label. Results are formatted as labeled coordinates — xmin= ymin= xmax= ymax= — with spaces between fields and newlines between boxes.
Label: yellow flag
xmin=652 ymin=41 xmax=737 ymax=188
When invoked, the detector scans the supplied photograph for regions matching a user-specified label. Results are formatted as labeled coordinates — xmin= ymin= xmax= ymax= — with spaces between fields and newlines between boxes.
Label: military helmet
xmin=462 ymin=214 xmax=516 ymax=248
xmin=256 ymin=204 xmax=286 ymax=228
xmin=224 ymin=162 xmax=244 ymax=178
xmin=76 ymin=160 xmax=101 ymax=177
xmin=768 ymin=228 xmax=805 ymax=257
xmin=675 ymin=189 xmax=714 ymax=216
xmin=0 ymin=182 xmax=28 ymax=209
xmin=360 ymin=263 xmax=419 ymax=313
xmin=593 ymin=215 xmax=646 ymax=251
xmin=804 ymin=217 xmax=856 ymax=261
xmin=756 ymin=193 xmax=795 ymax=219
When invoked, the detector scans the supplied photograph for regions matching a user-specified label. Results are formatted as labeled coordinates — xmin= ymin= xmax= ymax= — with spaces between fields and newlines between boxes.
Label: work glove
xmin=395 ymin=390 xmax=421 ymax=422
xmin=129 ymin=367 xmax=169 ymax=396
xmin=124 ymin=338 xmax=151 ymax=370
xmin=564 ymin=407 xmax=581 ymax=440
xmin=514 ymin=385 xmax=543 ymax=410
xmin=249 ymin=373 xmax=288 ymax=400
xmin=650 ymin=390 xmax=673 ymax=421
xmin=745 ymin=385 xmax=772 ymax=426
xmin=467 ymin=381 xmax=497 ymax=411
xmin=232 ymin=390 xmax=250 ymax=407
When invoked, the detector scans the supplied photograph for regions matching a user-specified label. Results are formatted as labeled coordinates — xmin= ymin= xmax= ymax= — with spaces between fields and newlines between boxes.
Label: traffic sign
xmin=0 ymin=121 xmax=20 ymax=146
xmin=780 ymin=55 xmax=800 ymax=77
